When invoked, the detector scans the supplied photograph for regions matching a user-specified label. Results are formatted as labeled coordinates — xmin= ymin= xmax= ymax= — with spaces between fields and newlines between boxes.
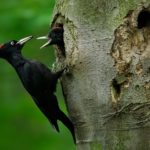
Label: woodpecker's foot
xmin=63 ymin=66 xmax=70 ymax=75
xmin=52 ymin=61 xmax=59 ymax=72
xmin=52 ymin=62 xmax=69 ymax=75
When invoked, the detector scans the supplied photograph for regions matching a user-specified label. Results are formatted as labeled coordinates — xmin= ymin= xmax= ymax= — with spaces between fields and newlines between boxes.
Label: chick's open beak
xmin=37 ymin=36 xmax=48 ymax=40
xmin=37 ymin=36 xmax=52 ymax=49
xmin=17 ymin=36 xmax=33 ymax=45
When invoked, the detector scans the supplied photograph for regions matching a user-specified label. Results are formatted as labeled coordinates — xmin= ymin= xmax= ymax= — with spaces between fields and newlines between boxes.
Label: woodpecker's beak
xmin=37 ymin=36 xmax=52 ymax=49
xmin=17 ymin=36 xmax=33 ymax=45
xmin=36 ymin=36 xmax=48 ymax=40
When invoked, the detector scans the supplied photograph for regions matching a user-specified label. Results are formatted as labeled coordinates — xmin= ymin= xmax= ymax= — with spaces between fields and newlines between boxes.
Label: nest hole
xmin=112 ymin=79 xmax=121 ymax=95
xmin=137 ymin=10 xmax=150 ymax=29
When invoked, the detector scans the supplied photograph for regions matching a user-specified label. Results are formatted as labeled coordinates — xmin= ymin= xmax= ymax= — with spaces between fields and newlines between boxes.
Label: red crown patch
xmin=0 ymin=44 xmax=4 ymax=48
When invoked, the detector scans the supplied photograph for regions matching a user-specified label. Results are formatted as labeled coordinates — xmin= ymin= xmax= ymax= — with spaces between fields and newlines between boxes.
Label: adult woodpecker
xmin=0 ymin=36 xmax=75 ymax=142
xmin=37 ymin=24 xmax=65 ymax=56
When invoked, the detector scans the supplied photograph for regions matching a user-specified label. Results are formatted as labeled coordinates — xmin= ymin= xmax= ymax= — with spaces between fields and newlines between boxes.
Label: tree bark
xmin=52 ymin=0 xmax=150 ymax=149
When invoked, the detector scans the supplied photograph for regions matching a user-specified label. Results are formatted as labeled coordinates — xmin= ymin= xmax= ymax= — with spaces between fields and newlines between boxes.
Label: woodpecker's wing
xmin=31 ymin=95 xmax=60 ymax=132
xmin=17 ymin=60 xmax=61 ymax=131
xmin=18 ymin=60 xmax=57 ymax=95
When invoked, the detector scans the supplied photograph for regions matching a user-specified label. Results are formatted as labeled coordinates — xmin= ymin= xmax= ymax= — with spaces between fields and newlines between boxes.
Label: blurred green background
xmin=0 ymin=0 xmax=75 ymax=149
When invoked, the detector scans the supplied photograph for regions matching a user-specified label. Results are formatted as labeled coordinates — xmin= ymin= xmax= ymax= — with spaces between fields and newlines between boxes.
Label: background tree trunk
xmin=53 ymin=0 xmax=150 ymax=149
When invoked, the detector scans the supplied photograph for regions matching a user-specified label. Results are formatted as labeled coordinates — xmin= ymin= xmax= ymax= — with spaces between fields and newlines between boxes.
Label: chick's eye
xmin=10 ymin=41 xmax=15 ymax=46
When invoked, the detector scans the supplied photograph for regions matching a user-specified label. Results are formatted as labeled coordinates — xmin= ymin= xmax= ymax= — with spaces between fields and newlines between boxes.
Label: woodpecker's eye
xmin=10 ymin=41 xmax=15 ymax=46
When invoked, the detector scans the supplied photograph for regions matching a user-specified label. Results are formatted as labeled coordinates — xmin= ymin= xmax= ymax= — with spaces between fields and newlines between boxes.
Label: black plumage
xmin=0 ymin=36 xmax=75 ymax=142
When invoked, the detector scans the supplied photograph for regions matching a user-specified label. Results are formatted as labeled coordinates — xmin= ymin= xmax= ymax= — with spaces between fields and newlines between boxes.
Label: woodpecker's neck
xmin=6 ymin=53 xmax=26 ymax=68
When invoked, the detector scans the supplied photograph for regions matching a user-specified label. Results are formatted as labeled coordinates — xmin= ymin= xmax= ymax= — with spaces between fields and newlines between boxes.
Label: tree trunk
xmin=52 ymin=0 xmax=150 ymax=149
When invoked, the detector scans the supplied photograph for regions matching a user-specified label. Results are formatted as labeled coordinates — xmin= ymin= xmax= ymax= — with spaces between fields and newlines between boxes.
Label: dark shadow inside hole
xmin=137 ymin=10 xmax=150 ymax=29
xmin=112 ymin=79 xmax=121 ymax=96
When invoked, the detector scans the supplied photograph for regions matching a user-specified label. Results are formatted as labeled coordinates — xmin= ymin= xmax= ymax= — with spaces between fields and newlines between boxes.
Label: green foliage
xmin=0 ymin=0 xmax=75 ymax=149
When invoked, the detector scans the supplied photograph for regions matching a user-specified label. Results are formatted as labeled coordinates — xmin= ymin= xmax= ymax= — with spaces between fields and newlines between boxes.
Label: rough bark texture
xmin=52 ymin=0 xmax=150 ymax=149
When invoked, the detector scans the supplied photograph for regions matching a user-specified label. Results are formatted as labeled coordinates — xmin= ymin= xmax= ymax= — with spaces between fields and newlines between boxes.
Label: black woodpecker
xmin=37 ymin=24 xmax=65 ymax=56
xmin=0 ymin=36 xmax=75 ymax=142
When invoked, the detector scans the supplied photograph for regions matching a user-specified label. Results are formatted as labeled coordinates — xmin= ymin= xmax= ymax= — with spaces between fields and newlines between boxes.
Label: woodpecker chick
xmin=37 ymin=24 xmax=65 ymax=56
xmin=0 ymin=36 xmax=75 ymax=142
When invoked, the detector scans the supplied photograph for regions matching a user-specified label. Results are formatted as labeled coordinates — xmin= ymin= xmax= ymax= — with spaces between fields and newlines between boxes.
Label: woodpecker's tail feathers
xmin=57 ymin=110 xmax=76 ymax=143
xmin=49 ymin=119 xmax=60 ymax=132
